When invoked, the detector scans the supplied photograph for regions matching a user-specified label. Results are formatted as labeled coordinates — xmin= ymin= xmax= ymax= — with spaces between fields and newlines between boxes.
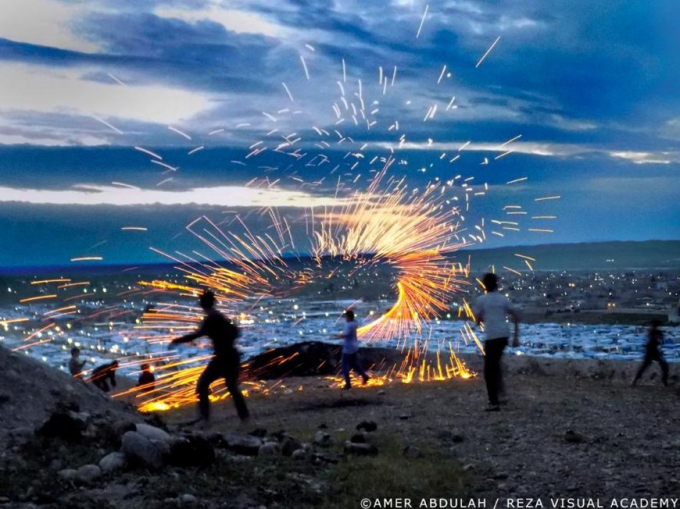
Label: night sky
xmin=0 ymin=0 xmax=678 ymax=267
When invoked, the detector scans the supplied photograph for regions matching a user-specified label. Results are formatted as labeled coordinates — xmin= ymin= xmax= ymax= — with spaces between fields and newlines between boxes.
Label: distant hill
xmin=454 ymin=240 xmax=680 ymax=271
xmin=1 ymin=240 xmax=678 ymax=276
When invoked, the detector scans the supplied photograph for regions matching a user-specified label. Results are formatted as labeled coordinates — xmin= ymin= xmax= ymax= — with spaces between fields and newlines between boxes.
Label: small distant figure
xmin=68 ymin=347 xmax=87 ymax=379
xmin=170 ymin=290 xmax=249 ymax=425
xmin=90 ymin=360 xmax=119 ymax=392
xmin=335 ymin=309 xmax=370 ymax=390
xmin=472 ymin=273 xmax=520 ymax=411
xmin=137 ymin=363 xmax=156 ymax=392
xmin=632 ymin=320 xmax=669 ymax=387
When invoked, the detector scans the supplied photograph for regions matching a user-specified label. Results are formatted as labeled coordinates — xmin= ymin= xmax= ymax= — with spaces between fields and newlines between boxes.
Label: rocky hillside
xmin=1 ymin=343 xmax=680 ymax=508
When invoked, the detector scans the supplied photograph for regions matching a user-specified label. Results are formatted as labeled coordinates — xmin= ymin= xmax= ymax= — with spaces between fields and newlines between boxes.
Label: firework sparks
xmin=12 ymin=13 xmax=561 ymax=415
xmin=416 ymin=4 xmax=429 ymax=38
xmin=475 ymin=36 xmax=501 ymax=68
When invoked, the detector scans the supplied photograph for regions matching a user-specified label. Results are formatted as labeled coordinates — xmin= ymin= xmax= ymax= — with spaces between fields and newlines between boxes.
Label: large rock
xmin=75 ymin=464 xmax=102 ymax=484
xmin=135 ymin=423 xmax=170 ymax=443
xmin=58 ymin=469 xmax=77 ymax=481
xmin=281 ymin=436 xmax=304 ymax=457
xmin=222 ymin=431 xmax=263 ymax=456
xmin=169 ymin=435 xmax=215 ymax=467
xmin=246 ymin=341 xmax=403 ymax=379
xmin=180 ymin=494 xmax=198 ymax=506
xmin=121 ymin=430 xmax=167 ymax=469
xmin=292 ymin=449 xmax=308 ymax=461
xmin=258 ymin=442 xmax=281 ymax=456
xmin=313 ymin=431 xmax=332 ymax=448
xmin=99 ymin=452 xmax=126 ymax=473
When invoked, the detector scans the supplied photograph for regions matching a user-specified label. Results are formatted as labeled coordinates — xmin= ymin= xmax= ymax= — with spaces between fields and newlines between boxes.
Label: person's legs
xmin=341 ymin=353 xmax=351 ymax=388
xmin=654 ymin=351 xmax=670 ymax=386
xmin=496 ymin=338 xmax=508 ymax=401
xmin=633 ymin=355 xmax=652 ymax=386
xmin=350 ymin=352 xmax=370 ymax=384
xmin=223 ymin=355 xmax=250 ymax=420
xmin=484 ymin=338 xmax=506 ymax=407
xmin=196 ymin=359 xmax=221 ymax=420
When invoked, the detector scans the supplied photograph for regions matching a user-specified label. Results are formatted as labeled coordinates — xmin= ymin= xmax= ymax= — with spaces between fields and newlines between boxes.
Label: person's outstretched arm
xmin=171 ymin=319 xmax=207 ymax=345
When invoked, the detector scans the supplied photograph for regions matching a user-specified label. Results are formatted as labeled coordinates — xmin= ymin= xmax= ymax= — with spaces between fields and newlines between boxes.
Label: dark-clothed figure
xmin=632 ymin=320 xmax=669 ymax=386
xmin=91 ymin=360 xmax=119 ymax=392
xmin=335 ymin=309 xmax=370 ymax=390
xmin=171 ymin=291 xmax=249 ymax=423
xmin=68 ymin=347 xmax=87 ymax=378
xmin=472 ymin=273 xmax=520 ymax=411
xmin=137 ymin=363 xmax=156 ymax=392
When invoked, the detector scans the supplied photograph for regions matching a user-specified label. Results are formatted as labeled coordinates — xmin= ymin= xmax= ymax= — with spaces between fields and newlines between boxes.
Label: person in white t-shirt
xmin=334 ymin=309 xmax=370 ymax=389
xmin=472 ymin=273 xmax=520 ymax=411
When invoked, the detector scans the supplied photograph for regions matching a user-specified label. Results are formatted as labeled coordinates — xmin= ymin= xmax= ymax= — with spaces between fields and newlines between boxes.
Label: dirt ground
xmin=2 ymin=349 xmax=680 ymax=508
xmin=163 ymin=354 xmax=680 ymax=501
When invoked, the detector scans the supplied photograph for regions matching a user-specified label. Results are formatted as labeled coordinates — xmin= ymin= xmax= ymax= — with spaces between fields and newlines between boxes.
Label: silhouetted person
xmin=137 ymin=363 xmax=156 ymax=392
xmin=68 ymin=347 xmax=87 ymax=379
xmin=632 ymin=320 xmax=669 ymax=387
xmin=91 ymin=360 xmax=119 ymax=392
xmin=472 ymin=273 xmax=520 ymax=411
xmin=335 ymin=309 xmax=370 ymax=390
xmin=170 ymin=291 xmax=249 ymax=424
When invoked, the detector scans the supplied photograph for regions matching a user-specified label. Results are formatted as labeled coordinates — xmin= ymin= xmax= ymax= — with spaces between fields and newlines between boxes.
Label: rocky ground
xmin=1 ymin=344 xmax=679 ymax=508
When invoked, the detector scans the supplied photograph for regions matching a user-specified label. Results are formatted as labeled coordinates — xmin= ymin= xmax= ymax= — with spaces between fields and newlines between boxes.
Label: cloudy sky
xmin=0 ymin=0 xmax=678 ymax=267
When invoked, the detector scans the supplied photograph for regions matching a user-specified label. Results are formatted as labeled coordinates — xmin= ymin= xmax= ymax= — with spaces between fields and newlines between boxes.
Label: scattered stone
xmin=169 ymin=434 xmax=215 ymax=467
xmin=356 ymin=420 xmax=378 ymax=432
xmin=403 ymin=445 xmax=422 ymax=459
xmin=463 ymin=464 xmax=475 ymax=472
xmin=75 ymin=464 xmax=101 ymax=484
xmin=398 ymin=414 xmax=411 ymax=420
xmin=292 ymin=449 xmax=308 ymax=461
xmin=377 ymin=390 xmax=386 ymax=395
xmin=180 ymin=494 xmax=198 ymax=505
xmin=99 ymin=452 xmax=127 ymax=473
xmin=135 ymin=423 xmax=170 ymax=443
xmin=313 ymin=430 xmax=332 ymax=447
xmin=281 ymin=436 xmax=304 ymax=457
xmin=49 ymin=459 xmax=63 ymax=471
xmin=350 ymin=433 xmax=366 ymax=444
xmin=563 ymin=430 xmax=586 ymax=444
xmin=259 ymin=442 xmax=281 ymax=456
xmin=223 ymin=431 xmax=263 ymax=456
xmin=58 ymin=469 xmax=77 ymax=481
xmin=121 ymin=430 xmax=166 ymax=469
xmin=344 ymin=441 xmax=378 ymax=456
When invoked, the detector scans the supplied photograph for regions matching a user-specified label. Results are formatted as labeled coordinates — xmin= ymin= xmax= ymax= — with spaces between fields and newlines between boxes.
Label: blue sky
xmin=0 ymin=0 xmax=678 ymax=266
